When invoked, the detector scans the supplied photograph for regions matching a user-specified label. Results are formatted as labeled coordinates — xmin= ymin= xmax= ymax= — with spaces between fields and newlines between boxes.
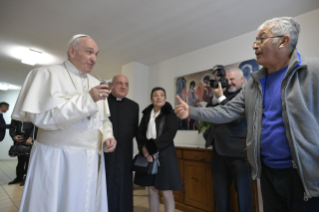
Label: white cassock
xmin=12 ymin=60 xmax=112 ymax=212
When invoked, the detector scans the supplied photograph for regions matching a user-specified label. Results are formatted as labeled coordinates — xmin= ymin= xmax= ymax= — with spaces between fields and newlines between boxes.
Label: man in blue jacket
xmin=176 ymin=17 xmax=319 ymax=211
xmin=0 ymin=102 xmax=10 ymax=141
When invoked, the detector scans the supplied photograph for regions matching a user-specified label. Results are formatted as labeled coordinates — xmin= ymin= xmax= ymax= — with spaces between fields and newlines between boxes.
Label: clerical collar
xmin=110 ymin=93 xmax=123 ymax=101
xmin=65 ymin=60 xmax=87 ymax=77
xmin=64 ymin=60 xmax=90 ymax=92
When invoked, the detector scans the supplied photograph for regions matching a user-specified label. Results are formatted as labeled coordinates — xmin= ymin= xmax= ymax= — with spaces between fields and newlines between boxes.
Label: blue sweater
xmin=260 ymin=65 xmax=292 ymax=168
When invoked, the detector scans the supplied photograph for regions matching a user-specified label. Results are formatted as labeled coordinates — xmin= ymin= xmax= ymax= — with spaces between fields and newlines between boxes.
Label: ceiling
xmin=1 ymin=0 xmax=319 ymax=88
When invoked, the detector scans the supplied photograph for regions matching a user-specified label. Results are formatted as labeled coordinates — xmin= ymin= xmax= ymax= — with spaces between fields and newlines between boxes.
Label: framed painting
xmin=175 ymin=59 xmax=259 ymax=130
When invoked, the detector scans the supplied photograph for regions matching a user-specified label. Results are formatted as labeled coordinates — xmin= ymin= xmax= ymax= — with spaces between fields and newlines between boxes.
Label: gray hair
xmin=67 ymin=38 xmax=81 ymax=58
xmin=257 ymin=17 xmax=300 ymax=52
xmin=228 ymin=68 xmax=243 ymax=78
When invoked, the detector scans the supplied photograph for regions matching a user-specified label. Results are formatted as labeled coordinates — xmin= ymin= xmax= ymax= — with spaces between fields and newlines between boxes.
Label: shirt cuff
xmin=217 ymin=96 xmax=226 ymax=104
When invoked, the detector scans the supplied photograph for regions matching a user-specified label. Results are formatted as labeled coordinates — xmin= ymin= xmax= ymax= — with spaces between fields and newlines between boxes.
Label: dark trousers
xmin=16 ymin=155 xmax=29 ymax=179
xmin=261 ymin=163 xmax=319 ymax=212
xmin=211 ymin=149 xmax=253 ymax=212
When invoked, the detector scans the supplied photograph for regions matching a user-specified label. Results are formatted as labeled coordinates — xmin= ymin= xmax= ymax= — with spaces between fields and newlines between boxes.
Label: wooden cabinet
xmin=183 ymin=160 xmax=214 ymax=211
xmin=160 ymin=147 xmax=261 ymax=212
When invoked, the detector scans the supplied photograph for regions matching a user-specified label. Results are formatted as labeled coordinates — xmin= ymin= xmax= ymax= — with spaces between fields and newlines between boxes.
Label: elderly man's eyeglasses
xmin=253 ymin=36 xmax=284 ymax=46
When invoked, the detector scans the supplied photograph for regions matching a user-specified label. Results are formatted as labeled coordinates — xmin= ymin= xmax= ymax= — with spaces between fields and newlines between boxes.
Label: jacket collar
xmin=225 ymin=88 xmax=242 ymax=99
xmin=142 ymin=102 xmax=173 ymax=115
xmin=250 ymin=49 xmax=305 ymax=83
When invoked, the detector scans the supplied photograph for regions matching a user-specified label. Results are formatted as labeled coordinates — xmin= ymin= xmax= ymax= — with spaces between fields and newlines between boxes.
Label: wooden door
xmin=183 ymin=160 xmax=214 ymax=211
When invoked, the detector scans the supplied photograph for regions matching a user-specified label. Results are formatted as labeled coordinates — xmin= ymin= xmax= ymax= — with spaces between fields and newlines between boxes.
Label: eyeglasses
xmin=253 ymin=36 xmax=284 ymax=46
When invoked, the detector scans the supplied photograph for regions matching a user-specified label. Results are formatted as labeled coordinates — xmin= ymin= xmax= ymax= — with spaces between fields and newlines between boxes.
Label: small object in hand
xmin=99 ymin=93 xmax=103 ymax=97
xmin=100 ymin=80 xmax=111 ymax=90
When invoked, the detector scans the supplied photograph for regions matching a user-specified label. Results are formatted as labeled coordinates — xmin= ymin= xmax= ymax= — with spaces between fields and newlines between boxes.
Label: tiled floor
xmin=0 ymin=160 xmax=21 ymax=212
xmin=0 ymin=160 xmax=182 ymax=212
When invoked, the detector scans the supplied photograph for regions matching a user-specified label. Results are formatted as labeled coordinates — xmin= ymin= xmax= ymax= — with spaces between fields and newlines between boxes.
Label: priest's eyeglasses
xmin=253 ymin=36 xmax=284 ymax=46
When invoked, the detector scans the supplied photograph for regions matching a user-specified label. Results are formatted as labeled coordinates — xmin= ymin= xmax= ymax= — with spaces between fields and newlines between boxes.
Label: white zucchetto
xmin=68 ymin=34 xmax=90 ymax=46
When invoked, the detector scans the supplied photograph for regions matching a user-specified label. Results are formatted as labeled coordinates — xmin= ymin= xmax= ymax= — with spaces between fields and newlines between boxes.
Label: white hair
xmin=258 ymin=17 xmax=300 ymax=52
xmin=69 ymin=38 xmax=81 ymax=49
xmin=67 ymin=39 xmax=82 ymax=58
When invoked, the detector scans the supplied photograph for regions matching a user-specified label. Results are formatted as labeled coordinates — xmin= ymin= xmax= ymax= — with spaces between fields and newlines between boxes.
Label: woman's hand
xmin=142 ymin=146 xmax=149 ymax=157
xmin=146 ymin=155 xmax=153 ymax=162
xmin=146 ymin=154 xmax=157 ymax=163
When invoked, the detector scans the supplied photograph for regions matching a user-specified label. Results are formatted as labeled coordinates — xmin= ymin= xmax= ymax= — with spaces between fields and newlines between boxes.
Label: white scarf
xmin=146 ymin=109 xmax=161 ymax=140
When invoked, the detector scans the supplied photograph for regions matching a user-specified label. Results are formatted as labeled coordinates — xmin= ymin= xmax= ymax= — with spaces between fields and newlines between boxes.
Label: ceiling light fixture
xmin=21 ymin=49 xmax=43 ymax=66
xmin=0 ymin=82 xmax=21 ymax=91
xmin=0 ymin=83 xmax=9 ymax=91
xmin=5 ymin=45 xmax=61 ymax=66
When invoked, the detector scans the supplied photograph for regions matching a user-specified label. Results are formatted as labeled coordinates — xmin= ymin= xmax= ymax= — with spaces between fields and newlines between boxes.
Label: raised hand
xmin=175 ymin=95 xmax=189 ymax=119
xmin=89 ymin=84 xmax=110 ymax=102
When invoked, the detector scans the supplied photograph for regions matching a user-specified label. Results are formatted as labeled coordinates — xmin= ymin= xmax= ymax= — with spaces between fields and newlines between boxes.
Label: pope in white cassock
xmin=11 ymin=34 xmax=117 ymax=212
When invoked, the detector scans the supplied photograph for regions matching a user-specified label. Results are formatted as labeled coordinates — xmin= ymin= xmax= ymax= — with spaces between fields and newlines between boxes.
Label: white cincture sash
xmin=36 ymin=128 xmax=101 ymax=151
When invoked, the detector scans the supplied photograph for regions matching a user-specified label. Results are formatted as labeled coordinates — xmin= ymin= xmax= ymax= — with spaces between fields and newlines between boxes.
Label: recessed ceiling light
xmin=21 ymin=49 xmax=43 ymax=66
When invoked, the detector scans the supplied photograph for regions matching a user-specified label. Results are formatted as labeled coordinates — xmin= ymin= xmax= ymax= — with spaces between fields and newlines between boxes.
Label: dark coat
xmin=104 ymin=93 xmax=139 ymax=212
xmin=204 ymin=89 xmax=247 ymax=157
xmin=204 ymin=90 xmax=252 ymax=211
xmin=0 ymin=113 xmax=11 ymax=141
xmin=9 ymin=120 xmax=37 ymax=145
xmin=134 ymin=102 xmax=182 ymax=191
xmin=9 ymin=120 xmax=37 ymax=179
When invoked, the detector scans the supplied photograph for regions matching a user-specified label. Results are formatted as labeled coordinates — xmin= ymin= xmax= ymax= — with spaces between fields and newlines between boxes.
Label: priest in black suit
xmin=105 ymin=75 xmax=139 ymax=212
xmin=0 ymin=102 xmax=10 ymax=142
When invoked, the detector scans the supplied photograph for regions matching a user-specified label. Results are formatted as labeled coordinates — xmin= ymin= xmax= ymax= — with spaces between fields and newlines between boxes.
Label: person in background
xmin=0 ymin=102 xmax=10 ymax=142
xmin=105 ymin=74 xmax=139 ymax=212
xmin=175 ymin=17 xmax=319 ymax=211
xmin=204 ymin=68 xmax=252 ymax=212
xmin=202 ymin=76 xmax=212 ymax=102
xmin=9 ymin=120 xmax=38 ymax=186
xmin=134 ymin=87 xmax=182 ymax=212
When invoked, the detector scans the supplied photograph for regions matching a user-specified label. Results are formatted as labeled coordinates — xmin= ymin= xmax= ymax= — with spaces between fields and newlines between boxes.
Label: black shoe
xmin=8 ymin=177 xmax=23 ymax=185
xmin=20 ymin=180 xmax=25 ymax=186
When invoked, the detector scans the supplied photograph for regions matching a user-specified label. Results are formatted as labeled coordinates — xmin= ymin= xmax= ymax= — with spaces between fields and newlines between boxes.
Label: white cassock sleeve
xmin=27 ymin=92 xmax=99 ymax=131
xmin=102 ymin=118 xmax=113 ymax=142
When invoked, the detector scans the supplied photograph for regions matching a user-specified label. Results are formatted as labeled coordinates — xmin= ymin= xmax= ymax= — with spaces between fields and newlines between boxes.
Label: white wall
xmin=122 ymin=62 xmax=150 ymax=113
xmin=122 ymin=62 xmax=150 ymax=155
xmin=147 ymin=9 xmax=319 ymax=146
xmin=0 ymin=90 xmax=20 ymax=160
